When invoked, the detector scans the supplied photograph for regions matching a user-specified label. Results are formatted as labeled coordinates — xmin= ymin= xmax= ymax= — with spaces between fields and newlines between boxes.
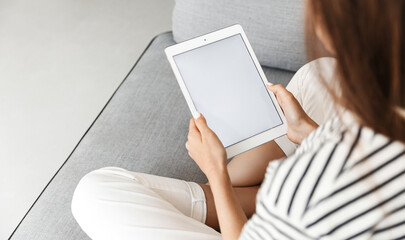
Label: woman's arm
xmin=208 ymin=168 xmax=247 ymax=239
xmin=186 ymin=115 xmax=247 ymax=239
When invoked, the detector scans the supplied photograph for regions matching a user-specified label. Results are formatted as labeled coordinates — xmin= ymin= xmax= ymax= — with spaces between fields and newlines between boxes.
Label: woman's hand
xmin=187 ymin=114 xmax=247 ymax=240
xmin=186 ymin=113 xmax=227 ymax=180
xmin=267 ymin=84 xmax=318 ymax=145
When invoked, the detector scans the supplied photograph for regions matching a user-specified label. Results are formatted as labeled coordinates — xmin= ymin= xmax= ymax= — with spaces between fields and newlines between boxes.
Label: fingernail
xmin=194 ymin=112 xmax=201 ymax=119
xmin=265 ymin=82 xmax=271 ymax=86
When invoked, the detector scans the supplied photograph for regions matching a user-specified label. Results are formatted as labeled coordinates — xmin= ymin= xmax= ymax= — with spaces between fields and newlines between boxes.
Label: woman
xmin=72 ymin=1 xmax=405 ymax=239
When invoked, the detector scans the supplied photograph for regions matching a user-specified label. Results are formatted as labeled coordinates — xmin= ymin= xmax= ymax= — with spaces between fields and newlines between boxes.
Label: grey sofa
xmin=10 ymin=0 xmax=305 ymax=239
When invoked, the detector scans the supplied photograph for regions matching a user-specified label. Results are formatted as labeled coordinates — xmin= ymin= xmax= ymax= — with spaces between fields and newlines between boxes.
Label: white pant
xmin=72 ymin=167 xmax=221 ymax=240
xmin=72 ymin=58 xmax=338 ymax=240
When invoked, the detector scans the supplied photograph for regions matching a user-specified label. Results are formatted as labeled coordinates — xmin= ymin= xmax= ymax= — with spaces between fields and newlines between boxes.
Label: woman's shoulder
xmin=255 ymin=114 xmax=405 ymax=239
xmin=301 ymin=115 xmax=405 ymax=238
xmin=298 ymin=112 xmax=405 ymax=174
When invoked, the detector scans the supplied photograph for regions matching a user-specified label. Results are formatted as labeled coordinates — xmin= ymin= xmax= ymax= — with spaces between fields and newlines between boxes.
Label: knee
xmin=297 ymin=57 xmax=337 ymax=89
xmin=71 ymin=168 xmax=104 ymax=223
xmin=71 ymin=167 xmax=135 ymax=226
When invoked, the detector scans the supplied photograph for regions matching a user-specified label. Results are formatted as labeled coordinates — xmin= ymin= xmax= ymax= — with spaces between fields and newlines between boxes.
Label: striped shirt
xmin=240 ymin=114 xmax=405 ymax=240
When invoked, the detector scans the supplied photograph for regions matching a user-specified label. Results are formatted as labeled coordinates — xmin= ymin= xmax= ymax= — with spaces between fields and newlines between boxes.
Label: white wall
xmin=0 ymin=0 xmax=174 ymax=238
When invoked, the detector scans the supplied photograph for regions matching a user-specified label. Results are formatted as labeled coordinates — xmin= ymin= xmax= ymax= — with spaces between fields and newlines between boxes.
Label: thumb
xmin=266 ymin=84 xmax=290 ymax=107
xmin=194 ymin=112 xmax=210 ymax=133
xmin=266 ymin=83 xmax=284 ymax=97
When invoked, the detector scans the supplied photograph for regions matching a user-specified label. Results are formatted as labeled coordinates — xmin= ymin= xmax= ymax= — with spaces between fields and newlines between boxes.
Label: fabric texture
xmin=241 ymin=114 xmax=405 ymax=239
xmin=172 ymin=0 xmax=306 ymax=72
xmin=11 ymin=32 xmax=295 ymax=240
xmin=72 ymin=167 xmax=221 ymax=240
xmin=70 ymin=58 xmax=339 ymax=240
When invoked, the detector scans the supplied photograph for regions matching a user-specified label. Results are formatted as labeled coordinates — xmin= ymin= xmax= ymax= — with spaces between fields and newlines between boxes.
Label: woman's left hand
xmin=187 ymin=113 xmax=247 ymax=240
xmin=186 ymin=113 xmax=227 ymax=180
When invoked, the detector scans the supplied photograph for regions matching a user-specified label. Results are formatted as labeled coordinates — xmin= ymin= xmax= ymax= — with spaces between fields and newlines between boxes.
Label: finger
xmin=194 ymin=113 xmax=211 ymax=135
xmin=189 ymin=118 xmax=200 ymax=135
xmin=266 ymin=84 xmax=283 ymax=104
xmin=266 ymin=84 xmax=292 ymax=106
xmin=188 ymin=118 xmax=202 ymax=142
xmin=266 ymin=83 xmax=285 ymax=96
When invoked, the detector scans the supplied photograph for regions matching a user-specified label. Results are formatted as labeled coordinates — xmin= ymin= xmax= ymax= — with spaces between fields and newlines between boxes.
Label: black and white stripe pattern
xmin=240 ymin=116 xmax=405 ymax=240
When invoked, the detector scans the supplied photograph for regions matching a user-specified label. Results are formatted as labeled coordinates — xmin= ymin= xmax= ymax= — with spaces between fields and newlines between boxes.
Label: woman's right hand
xmin=266 ymin=84 xmax=318 ymax=145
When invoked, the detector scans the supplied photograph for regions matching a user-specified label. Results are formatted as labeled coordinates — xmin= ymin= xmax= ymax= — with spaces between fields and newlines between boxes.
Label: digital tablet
xmin=165 ymin=24 xmax=287 ymax=158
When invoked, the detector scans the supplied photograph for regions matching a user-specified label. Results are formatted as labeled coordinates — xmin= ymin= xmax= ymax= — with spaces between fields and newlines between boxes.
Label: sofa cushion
xmin=172 ymin=0 xmax=306 ymax=72
xmin=11 ymin=32 xmax=294 ymax=240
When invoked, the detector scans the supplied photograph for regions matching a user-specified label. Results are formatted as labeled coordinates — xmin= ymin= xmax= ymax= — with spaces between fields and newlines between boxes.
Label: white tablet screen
xmin=173 ymin=34 xmax=283 ymax=147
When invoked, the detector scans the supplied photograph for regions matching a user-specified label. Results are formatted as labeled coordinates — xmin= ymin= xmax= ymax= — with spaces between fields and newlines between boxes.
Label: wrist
xmin=300 ymin=118 xmax=318 ymax=140
xmin=207 ymin=164 xmax=229 ymax=184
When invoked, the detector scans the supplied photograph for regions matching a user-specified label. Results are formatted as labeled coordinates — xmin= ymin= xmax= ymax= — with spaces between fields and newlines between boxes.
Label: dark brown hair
xmin=306 ymin=1 xmax=405 ymax=142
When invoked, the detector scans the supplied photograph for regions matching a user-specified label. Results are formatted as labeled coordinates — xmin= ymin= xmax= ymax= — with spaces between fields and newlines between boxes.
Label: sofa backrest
xmin=172 ymin=0 xmax=306 ymax=72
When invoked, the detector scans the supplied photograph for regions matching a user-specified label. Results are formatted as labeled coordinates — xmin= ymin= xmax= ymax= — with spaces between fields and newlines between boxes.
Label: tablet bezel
xmin=165 ymin=24 xmax=287 ymax=159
